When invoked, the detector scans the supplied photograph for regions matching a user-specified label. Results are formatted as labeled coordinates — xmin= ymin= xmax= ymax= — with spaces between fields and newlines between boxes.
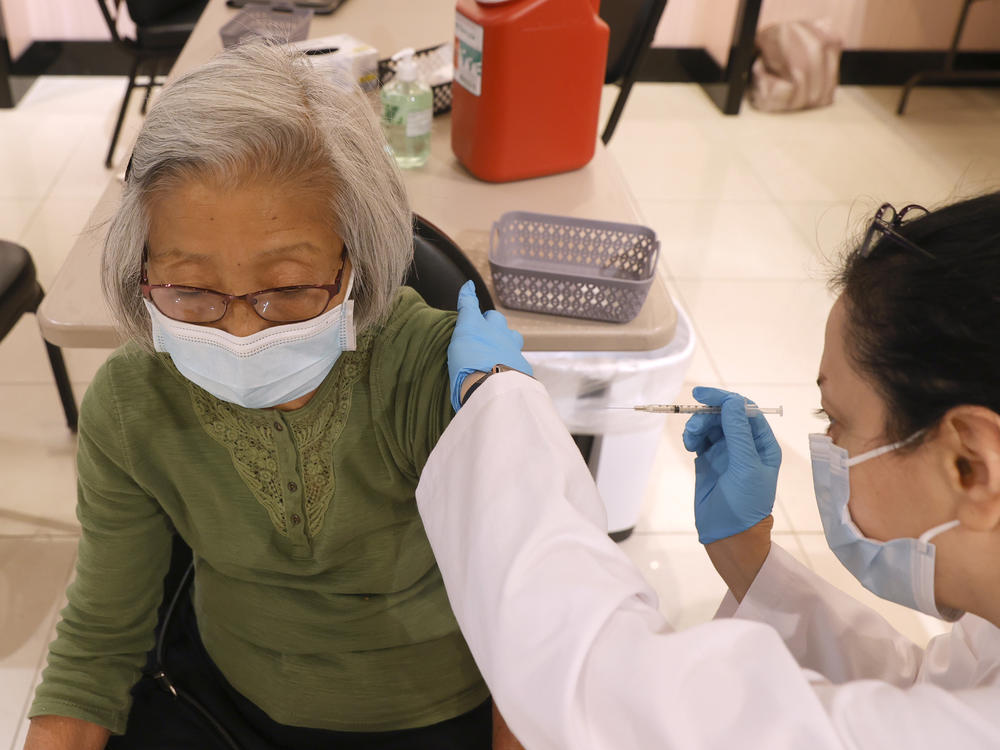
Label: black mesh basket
xmin=378 ymin=44 xmax=452 ymax=116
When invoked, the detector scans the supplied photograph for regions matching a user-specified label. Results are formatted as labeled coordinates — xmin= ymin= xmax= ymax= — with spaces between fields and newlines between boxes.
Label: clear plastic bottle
xmin=381 ymin=48 xmax=433 ymax=168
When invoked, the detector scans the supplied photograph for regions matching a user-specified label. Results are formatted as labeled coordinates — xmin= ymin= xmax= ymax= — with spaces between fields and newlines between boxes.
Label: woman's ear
xmin=940 ymin=406 xmax=1000 ymax=532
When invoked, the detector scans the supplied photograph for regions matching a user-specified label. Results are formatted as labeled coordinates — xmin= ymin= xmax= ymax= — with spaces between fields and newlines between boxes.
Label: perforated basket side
xmin=490 ymin=263 xmax=654 ymax=323
xmin=491 ymin=211 xmax=659 ymax=283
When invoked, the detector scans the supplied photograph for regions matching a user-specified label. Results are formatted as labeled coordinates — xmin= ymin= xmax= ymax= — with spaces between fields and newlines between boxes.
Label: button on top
xmin=273 ymin=421 xmax=284 ymax=432
xmin=288 ymin=481 xmax=298 ymax=493
xmin=290 ymin=513 xmax=302 ymax=525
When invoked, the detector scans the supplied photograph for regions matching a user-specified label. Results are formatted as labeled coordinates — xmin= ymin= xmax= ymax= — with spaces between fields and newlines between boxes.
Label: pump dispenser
xmin=381 ymin=48 xmax=433 ymax=168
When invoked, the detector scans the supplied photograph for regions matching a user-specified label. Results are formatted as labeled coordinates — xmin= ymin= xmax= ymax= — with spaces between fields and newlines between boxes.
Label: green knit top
xmin=29 ymin=288 xmax=488 ymax=734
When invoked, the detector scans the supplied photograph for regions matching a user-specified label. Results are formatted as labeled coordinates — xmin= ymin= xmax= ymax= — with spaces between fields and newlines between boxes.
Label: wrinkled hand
xmin=682 ymin=386 xmax=782 ymax=544
xmin=447 ymin=281 xmax=533 ymax=411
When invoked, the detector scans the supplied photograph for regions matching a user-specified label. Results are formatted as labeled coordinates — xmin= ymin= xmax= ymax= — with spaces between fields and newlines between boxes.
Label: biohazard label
xmin=455 ymin=13 xmax=483 ymax=96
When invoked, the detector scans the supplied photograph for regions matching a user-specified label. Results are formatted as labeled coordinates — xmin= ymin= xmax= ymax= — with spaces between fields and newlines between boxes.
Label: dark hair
xmin=834 ymin=191 xmax=1000 ymax=445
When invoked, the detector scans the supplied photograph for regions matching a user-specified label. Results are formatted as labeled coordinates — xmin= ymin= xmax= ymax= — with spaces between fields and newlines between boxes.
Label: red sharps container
xmin=451 ymin=0 xmax=609 ymax=183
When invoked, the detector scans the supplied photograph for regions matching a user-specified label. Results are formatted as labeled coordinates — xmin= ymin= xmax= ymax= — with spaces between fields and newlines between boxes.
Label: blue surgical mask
xmin=144 ymin=273 xmax=356 ymax=409
xmin=810 ymin=432 xmax=963 ymax=621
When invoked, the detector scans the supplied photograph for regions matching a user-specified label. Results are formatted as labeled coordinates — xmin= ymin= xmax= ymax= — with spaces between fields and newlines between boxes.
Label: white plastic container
xmin=290 ymin=34 xmax=380 ymax=93
xmin=525 ymin=305 xmax=696 ymax=535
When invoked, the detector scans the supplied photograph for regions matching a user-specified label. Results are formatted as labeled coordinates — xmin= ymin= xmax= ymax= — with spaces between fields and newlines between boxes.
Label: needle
xmin=606 ymin=404 xmax=784 ymax=416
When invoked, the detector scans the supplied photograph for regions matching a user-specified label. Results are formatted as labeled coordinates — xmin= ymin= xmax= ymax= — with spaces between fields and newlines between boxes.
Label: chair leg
xmin=602 ymin=81 xmax=633 ymax=145
xmin=140 ymin=58 xmax=158 ymax=115
xmin=43 ymin=341 xmax=78 ymax=433
xmin=897 ymin=71 xmax=925 ymax=115
xmin=603 ymin=0 xmax=669 ymax=142
xmin=106 ymin=55 xmax=142 ymax=169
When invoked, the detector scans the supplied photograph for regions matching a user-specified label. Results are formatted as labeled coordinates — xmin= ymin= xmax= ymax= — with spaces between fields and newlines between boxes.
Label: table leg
xmin=1 ymin=36 xmax=14 ymax=108
xmin=699 ymin=0 xmax=764 ymax=116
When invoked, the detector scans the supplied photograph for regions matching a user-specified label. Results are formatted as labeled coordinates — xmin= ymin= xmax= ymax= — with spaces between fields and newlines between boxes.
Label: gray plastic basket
xmin=489 ymin=211 xmax=660 ymax=323
xmin=220 ymin=5 xmax=312 ymax=47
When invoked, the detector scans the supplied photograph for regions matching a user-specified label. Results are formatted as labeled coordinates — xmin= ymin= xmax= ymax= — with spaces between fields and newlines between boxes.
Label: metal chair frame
xmin=95 ymin=0 xmax=189 ymax=167
xmin=897 ymin=0 xmax=1000 ymax=115
xmin=0 ymin=241 xmax=77 ymax=432
xmin=601 ymin=0 xmax=669 ymax=144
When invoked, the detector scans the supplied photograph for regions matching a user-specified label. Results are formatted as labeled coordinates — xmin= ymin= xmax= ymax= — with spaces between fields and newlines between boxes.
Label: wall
xmin=654 ymin=0 xmax=1000 ymax=65
xmin=0 ymin=0 xmax=135 ymax=59
xmin=5 ymin=0 xmax=1000 ymax=65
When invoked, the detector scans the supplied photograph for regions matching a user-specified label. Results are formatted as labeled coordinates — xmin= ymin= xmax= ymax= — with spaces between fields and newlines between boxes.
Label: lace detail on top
xmin=288 ymin=349 xmax=364 ymax=536
xmin=187 ymin=335 xmax=374 ymax=537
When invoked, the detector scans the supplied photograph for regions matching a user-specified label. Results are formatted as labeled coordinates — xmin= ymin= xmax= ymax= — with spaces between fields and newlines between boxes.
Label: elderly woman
xmin=24 ymin=42 xmax=522 ymax=750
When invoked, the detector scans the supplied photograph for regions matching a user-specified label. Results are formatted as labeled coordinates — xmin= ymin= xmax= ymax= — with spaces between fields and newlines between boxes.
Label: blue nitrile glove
xmin=448 ymin=281 xmax=533 ymax=411
xmin=681 ymin=386 xmax=782 ymax=544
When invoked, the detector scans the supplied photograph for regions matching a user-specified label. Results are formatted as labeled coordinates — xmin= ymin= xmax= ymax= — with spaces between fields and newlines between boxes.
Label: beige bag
xmin=749 ymin=19 xmax=842 ymax=112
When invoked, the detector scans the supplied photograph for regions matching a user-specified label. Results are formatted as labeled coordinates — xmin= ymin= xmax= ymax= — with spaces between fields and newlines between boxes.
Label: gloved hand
xmin=448 ymin=281 xmax=533 ymax=411
xmin=682 ymin=386 xmax=781 ymax=544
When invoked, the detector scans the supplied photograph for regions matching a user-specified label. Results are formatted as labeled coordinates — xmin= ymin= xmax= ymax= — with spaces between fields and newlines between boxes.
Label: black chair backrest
xmin=97 ymin=0 xmax=197 ymax=35
xmin=125 ymin=0 xmax=199 ymax=25
xmin=601 ymin=0 xmax=668 ymax=84
xmin=406 ymin=215 xmax=494 ymax=313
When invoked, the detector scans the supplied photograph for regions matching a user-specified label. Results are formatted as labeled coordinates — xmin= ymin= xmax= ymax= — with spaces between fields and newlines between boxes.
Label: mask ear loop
xmin=845 ymin=430 xmax=926 ymax=468
xmin=342 ymin=264 xmax=355 ymax=301
xmin=919 ymin=519 xmax=960 ymax=544
xmin=845 ymin=441 xmax=903 ymax=467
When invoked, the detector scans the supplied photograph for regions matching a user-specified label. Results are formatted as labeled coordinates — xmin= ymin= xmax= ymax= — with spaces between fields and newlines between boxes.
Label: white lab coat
xmin=415 ymin=373 xmax=1000 ymax=750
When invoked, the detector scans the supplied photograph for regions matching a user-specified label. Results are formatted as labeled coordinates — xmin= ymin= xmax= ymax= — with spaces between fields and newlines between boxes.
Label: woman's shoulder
xmin=369 ymin=287 xmax=457 ymax=354
xmin=85 ymin=340 xmax=181 ymax=406
xmin=385 ymin=286 xmax=456 ymax=331
xmin=366 ymin=286 xmax=456 ymax=395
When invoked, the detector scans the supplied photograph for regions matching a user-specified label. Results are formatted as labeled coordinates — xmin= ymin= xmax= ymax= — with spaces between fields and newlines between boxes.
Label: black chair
xmin=0 ymin=241 xmax=78 ymax=431
xmin=409 ymin=216 xmax=614 ymax=535
xmin=600 ymin=0 xmax=669 ymax=144
xmin=96 ymin=0 xmax=208 ymax=168
xmin=408 ymin=215 xmax=494 ymax=312
xmin=897 ymin=0 xmax=1000 ymax=115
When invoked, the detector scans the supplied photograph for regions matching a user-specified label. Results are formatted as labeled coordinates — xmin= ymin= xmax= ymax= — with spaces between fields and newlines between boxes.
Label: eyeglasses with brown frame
xmin=140 ymin=249 xmax=346 ymax=325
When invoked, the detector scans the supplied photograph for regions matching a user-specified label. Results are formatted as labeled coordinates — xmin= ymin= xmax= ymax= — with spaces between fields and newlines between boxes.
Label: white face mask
xmin=810 ymin=433 xmax=963 ymax=621
xmin=144 ymin=273 xmax=356 ymax=409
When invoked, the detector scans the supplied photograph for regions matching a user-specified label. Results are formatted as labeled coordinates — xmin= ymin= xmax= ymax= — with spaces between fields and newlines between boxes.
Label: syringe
xmin=607 ymin=404 xmax=784 ymax=416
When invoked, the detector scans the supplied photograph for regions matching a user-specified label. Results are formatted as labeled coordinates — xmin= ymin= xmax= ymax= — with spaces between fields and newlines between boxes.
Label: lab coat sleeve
xmin=416 ymin=373 xmax=845 ymax=750
xmin=716 ymin=543 xmax=928 ymax=685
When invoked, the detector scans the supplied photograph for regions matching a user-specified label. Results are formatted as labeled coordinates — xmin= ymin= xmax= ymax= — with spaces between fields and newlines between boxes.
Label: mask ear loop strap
xmin=919 ymin=519 xmax=961 ymax=544
xmin=342 ymin=265 xmax=355 ymax=301
xmin=845 ymin=430 xmax=926 ymax=468
xmin=845 ymin=440 xmax=904 ymax=467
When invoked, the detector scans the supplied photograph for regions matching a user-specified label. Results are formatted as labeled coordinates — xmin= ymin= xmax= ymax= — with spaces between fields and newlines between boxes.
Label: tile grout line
xmin=663 ymin=283 xmax=726 ymax=386
xmin=15 ymin=81 xmax=94 ymax=244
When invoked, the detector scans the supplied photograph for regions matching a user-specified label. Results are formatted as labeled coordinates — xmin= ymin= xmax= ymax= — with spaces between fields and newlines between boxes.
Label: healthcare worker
xmin=416 ymin=193 xmax=1000 ymax=749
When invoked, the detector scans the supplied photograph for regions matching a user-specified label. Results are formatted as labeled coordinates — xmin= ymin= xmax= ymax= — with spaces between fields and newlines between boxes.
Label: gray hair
xmin=102 ymin=41 xmax=412 ymax=351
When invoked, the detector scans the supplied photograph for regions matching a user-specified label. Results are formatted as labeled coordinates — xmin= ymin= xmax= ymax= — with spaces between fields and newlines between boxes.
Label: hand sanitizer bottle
xmin=381 ymin=48 xmax=433 ymax=168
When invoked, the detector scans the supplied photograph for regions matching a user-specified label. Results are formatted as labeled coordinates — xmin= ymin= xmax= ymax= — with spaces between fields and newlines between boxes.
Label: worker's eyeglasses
xmin=859 ymin=203 xmax=933 ymax=259
xmin=141 ymin=252 xmax=346 ymax=325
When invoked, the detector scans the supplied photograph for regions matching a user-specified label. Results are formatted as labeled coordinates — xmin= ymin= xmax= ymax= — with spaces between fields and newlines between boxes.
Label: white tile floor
xmin=3 ymin=75 xmax=999 ymax=746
